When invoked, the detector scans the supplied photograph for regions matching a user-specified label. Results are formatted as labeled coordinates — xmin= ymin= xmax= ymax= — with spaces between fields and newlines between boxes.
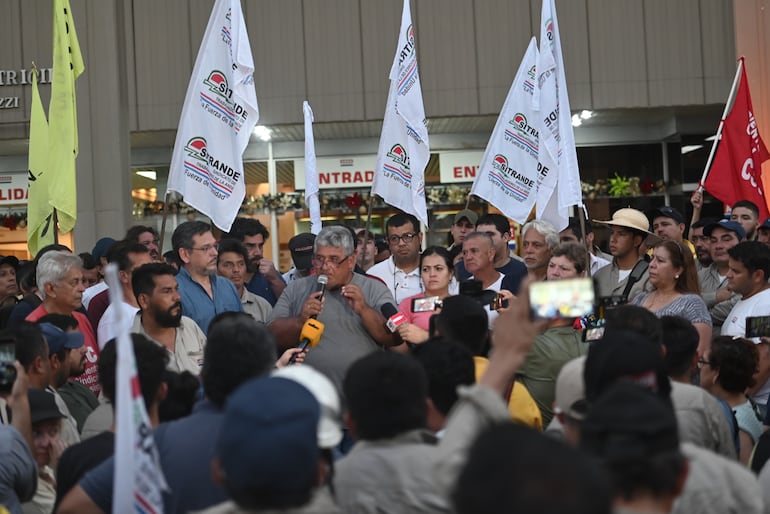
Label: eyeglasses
xmin=696 ymin=359 xmax=711 ymax=369
xmin=387 ymin=233 xmax=417 ymax=245
xmin=189 ymin=244 xmax=218 ymax=253
xmin=311 ymin=254 xmax=351 ymax=269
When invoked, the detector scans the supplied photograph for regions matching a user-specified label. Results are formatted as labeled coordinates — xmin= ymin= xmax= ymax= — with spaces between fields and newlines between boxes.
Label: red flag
xmin=703 ymin=59 xmax=770 ymax=220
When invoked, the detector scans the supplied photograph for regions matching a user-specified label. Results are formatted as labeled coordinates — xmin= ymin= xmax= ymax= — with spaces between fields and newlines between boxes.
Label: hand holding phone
xmin=529 ymin=278 xmax=595 ymax=320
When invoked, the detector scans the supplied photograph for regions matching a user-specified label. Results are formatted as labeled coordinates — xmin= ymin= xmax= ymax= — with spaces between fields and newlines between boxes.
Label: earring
xmin=675 ymin=275 xmax=679 ymax=279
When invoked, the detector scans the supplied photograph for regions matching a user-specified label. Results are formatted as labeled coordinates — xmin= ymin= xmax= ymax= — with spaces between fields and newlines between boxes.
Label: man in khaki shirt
xmin=130 ymin=263 xmax=206 ymax=375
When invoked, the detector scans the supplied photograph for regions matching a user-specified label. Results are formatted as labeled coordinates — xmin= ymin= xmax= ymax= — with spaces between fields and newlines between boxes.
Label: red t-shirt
xmin=27 ymin=305 xmax=101 ymax=397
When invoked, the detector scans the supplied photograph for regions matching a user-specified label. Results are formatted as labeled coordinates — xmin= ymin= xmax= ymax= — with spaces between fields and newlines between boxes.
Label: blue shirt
xmin=176 ymin=267 xmax=243 ymax=334
xmin=245 ymin=272 xmax=282 ymax=306
xmin=456 ymin=258 xmax=527 ymax=295
xmin=79 ymin=400 xmax=227 ymax=514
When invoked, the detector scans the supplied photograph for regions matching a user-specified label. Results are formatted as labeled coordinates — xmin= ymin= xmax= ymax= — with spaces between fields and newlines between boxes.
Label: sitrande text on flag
xmin=373 ymin=0 xmax=430 ymax=227
xmin=533 ymin=0 xmax=582 ymax=231
xmin=167 ymin=0 xmax=259 ymax=232
xmin=471 ymin=38 xmax=540 ymax=224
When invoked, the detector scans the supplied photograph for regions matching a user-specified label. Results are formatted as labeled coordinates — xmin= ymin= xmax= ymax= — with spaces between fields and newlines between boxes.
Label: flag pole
xmin=698 ymin=58 xmax=744 ymax=189
xmin=158 ymin=191 xmax=171 ymax=256
xmin=364 ymin=192 xmax=375 ymax=244
xmin=577 ymin=210 xmax=591 ymax=277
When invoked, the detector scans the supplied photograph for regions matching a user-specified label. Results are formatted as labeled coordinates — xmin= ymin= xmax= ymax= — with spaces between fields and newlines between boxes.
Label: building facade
xmin=0 ymin=0 xmax=762 ymax=265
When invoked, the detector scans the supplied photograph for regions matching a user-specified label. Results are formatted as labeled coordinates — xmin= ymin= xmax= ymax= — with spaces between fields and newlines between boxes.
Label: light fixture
xmin=253 ymin=125 xmax=272 ymax=141
xmin=135 ymin=170 xmax=157 ymax=180
xmin=580 ymin=109 xmax=592 ymax=120
xmin=571 ymin=114 xmax=582 ymax=127
xmin=681 ymin=145 xmax=704 ymax=155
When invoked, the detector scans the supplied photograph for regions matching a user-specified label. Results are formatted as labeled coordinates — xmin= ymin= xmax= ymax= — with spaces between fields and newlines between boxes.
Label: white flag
xmin=303 ymin=101 xmax=322 ymax=235
xmin=167 ymin=0 xmax=259 ymax=233
xmin=107 ymin=264 xmax=167 ymax=514
xmin=373 ymin=0 xmax=430 ymax=227
xmin=471 ymin=38 xmax=540 ymax=224
xmin=533 ymin=0 xmax=582 ymax=231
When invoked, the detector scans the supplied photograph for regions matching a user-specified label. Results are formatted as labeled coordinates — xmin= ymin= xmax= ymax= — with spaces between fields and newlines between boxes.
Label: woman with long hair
xmin=396 ymin=246 xmax=454 ymax=346
xmin=631 ymin=240 xmax=712 ymax=355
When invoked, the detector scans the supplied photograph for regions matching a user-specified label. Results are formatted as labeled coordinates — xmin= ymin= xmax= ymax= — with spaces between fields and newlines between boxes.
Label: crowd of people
xmin=2 ymin=198 xmax=770 ymax=513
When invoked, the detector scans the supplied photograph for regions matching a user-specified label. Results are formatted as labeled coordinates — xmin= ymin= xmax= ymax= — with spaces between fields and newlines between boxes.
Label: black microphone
xmin=381 ymin=303 xmax=407 ymax=333
xmin=311 ymin=275 xmax=329 ymax=318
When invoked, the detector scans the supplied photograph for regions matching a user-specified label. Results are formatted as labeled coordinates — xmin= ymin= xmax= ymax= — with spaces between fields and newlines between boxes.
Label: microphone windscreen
xmin=380 ymin=303 xmax=399 ymax=319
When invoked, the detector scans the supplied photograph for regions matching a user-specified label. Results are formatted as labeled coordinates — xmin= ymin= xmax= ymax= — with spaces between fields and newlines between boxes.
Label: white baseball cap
xmin=273 ymin=364 xmax=343 ymax=449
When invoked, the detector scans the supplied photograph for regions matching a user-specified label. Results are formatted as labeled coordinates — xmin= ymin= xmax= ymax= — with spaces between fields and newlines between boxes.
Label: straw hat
xmin=593 ymin=208 xmax=655 ymax=236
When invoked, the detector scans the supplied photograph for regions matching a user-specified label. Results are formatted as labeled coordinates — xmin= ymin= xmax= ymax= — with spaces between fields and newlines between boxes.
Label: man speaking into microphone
xmin=269 ymin=226 xmax=397 ymax=391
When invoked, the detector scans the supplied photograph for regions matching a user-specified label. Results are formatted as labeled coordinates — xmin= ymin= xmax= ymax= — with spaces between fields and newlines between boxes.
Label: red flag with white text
xmin=703 ymin=59 xmax=770 ymax=220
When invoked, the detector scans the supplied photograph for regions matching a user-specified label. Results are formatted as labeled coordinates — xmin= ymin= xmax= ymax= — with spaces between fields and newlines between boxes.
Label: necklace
xmin=646 ymin=290 xmax=680 ymax=312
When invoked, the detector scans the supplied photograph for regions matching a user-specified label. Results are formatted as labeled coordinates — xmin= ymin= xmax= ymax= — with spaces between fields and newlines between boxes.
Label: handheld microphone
xmin=308 ymin=275 xmax=329 ymax=321
xmin=288 ymin=318 xmax=325 ymax=364
xmin=381 ymin=303 xmax=407 ymax=333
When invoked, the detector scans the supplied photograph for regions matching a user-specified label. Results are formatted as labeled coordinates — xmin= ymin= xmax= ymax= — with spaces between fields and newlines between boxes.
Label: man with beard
xmin=37 ymin=315 xmax=98 ymax=435
xmin=130 ymin=263 xmax=207 ymax=375
xmin=30 ymin=319 xmax=84 ymax=447
xmin=125 ymin=225 xmax=162 ymax=262
xmin=224 ymin=217 xmax=286 ymax=305
xmin=173 ymin=221 xmax=243 ymax=333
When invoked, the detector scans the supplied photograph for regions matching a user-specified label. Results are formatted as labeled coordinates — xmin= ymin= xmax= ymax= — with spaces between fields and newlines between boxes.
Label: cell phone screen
xmin=746 ymin=316 xmax=770 ymax=339
xmin=529 ymin=278 xmax=595 ymax=319
xmin=412 ymin=296 xmax=439 ymax=313
xmin=0 ymin=342 xmax=13 ymax=364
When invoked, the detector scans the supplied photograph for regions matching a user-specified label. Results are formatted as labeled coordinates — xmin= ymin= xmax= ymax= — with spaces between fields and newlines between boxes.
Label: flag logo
xmin=384 ymin=144 xmax=412 ymax=186
xmin=200 ymin=70 xmax=249 ymax=132
xmin=545 ymin=18 xmax=554 ymax=42
xmin=182 ymin=136 xmax=238 ymax=200
xmin=505 ymin=113 xmax=539 ymax=157
xmin=221 ymin=8 xmax=232 ymax=46
xmin=487 ymin=154 xmax=534 ymax=202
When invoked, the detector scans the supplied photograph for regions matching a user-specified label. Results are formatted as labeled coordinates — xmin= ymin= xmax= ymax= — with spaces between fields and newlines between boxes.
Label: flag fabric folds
xmin=106 ymin=265 xmax=168 ymax=514
xmin=27 ymin=0 xmax=85 ymax=253
xmin=167 ymin=0 xmax=259 ymax=233
xmin=471 ymin=38 xmax=540 ymax=224
xmin=27 ymin=68 xmax=53 ymax=256
xmin=533 ymin=0 xmax=582 ymax=231
xmin=703 ymin=58 xmax=770 ymax=221
xmin=373 ymin=0 xmax=430 ymax=227
xmin=303 ymin=101 xmax=322 ymax=235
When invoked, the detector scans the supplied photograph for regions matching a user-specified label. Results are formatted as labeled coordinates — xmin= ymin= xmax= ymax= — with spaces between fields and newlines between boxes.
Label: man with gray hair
xmin=269 ymin=225 xmax=396 ymax=391
xmin=521 ymin=220 xmax=559 ymax=281
xmin=25 ymin=252 xmax=101 ymax=397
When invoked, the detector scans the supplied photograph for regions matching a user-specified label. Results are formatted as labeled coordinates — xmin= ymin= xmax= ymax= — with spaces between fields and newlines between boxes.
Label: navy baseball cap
xmin=38 ymin=323 xmax=84 ymax=355
xmin=703 ymin=219 xmax=746 ymax=240
xmin=217 ymin=376 xmax=320 ymax=497
xmin=91 ymin=237 xmax=116 ymax=263
xmin=759 ymin=218 xmax=770 ymax=231
xmin=647 ymin=206 xmax=686 ymax=225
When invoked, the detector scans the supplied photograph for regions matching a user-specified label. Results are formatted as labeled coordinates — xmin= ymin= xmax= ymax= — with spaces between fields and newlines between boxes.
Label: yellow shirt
xmin=473 ymin=356 xmax=543 ymax=431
